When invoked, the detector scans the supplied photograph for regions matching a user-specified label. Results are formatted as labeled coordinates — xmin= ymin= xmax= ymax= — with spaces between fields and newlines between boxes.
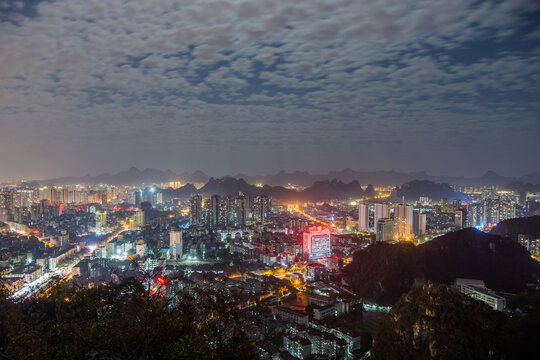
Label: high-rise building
xmin=170 ymin=228 xmax=183 ymax=259
xmin=189 ymin=195 xmax=203 ymax=225
xmin=303 ymin=228 xmax=331 ymax=260
xmin=136 ymin=239 xmax=146 ymax=257
xmin=134 ymin=190 xmax=142 ymax=206
xmin=441 ymin=198 xmax=450 ymax=213
xmin=253 ymin=195 xmax=271 ymax=224
xmin=0 ymin=193 xmax=9 ymax=221
xmin=374 ymin=204 xmax=390 ymax=229
xmin=376 ymin=218 xmax=394 ymax=242
xmin=30 ymin=204 xmax=40 ymax=222
xmin=394 ymin=204 xmax=413 ymax=239
xmin=357 ymin=204 xmax=369 ymax=231
xmin=218 ymin=196 xmax=230 ymax=225
xmin=95 ymin=211 xmax=107 ymax=235
xmin=465 ymin=203 xmax=482 ymax=228
xmin=50 ymin=187 xmax=60 ymax=204
xmin=413 ymin=213 xmax=426 ymax=235
xmin=482 ymin=199 xmax=516 ymax=226
xmin=209 ymin=195 xmax=220 ymax=226
xmin=235 ymin=194 xmax=250 ymax=225
xmin=454 ymin=210 xmax=463 ymax=228
xmin=519 ymin=234 xmax=540 ymax=256
xmin=0 ymin=192 xmax=7 ymax=209
xmin=0 ymin=208 xmax=8 ymax=222
xmin=155 ymin=192 xmax=163 ymax=205
xmin=13 ymin=207 xmax=29 ymax=224
xmin=145 ymin=190 xmax=153 ymax=205
xmin=498 ymin=200 xmax=516 ymax=223
xmin=135 ymin=210 xmax=145 ymax=229
xmin=62 ymin=188 xmax=69 ymax=204
xmin=39 ymin=199 xmax=50 ymax=217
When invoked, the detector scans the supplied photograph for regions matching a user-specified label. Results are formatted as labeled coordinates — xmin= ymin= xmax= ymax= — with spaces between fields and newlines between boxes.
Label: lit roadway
xmin=10 ymin=256 xmax=81 ymax=301
xmin=291 ymin=206 xmax=371 ymax=235
xmin=10 ymin=227 xmax=130 ymax=301
xmin=291 ymin=207 xmax=331 ymax=227
xmin=104 ymin=226 xmax=130 ymax=244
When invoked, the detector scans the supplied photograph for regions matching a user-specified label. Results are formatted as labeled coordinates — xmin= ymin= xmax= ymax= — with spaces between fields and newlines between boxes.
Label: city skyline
xmin=1 ymin=0 xmax=539 ymax=181
xmin=1 ymin=1 xmax=540 ymax=358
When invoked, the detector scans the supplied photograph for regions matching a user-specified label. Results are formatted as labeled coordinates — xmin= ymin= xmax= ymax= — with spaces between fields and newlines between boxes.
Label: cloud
xmin=0 ymin=0 xmax=539 ymax=179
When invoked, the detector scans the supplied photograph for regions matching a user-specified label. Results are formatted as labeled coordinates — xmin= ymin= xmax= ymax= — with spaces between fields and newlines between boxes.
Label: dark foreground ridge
xmin=372 ymin=283 xmax=539 ymax=360
xmin=0 ymin=278 xmax=257 ymax=360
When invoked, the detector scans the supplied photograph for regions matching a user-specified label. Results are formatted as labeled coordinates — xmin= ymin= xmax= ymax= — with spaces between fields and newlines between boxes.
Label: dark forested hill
xmin=490 ymin=216 xmax=540 ymax=240
xmin=396 ymin=180 xmax=458 ymax=202
xmin=346 ymin=228 xmax=540 ymax=305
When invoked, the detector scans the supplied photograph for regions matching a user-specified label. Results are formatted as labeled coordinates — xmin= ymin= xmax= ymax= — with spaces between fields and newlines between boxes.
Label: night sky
xmin=0 ymin=0 xmax=539 ymax=181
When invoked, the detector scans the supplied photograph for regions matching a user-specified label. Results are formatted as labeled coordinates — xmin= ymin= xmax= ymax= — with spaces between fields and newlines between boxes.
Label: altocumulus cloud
xmin=0 ymin=0 xmax=539 ymax=179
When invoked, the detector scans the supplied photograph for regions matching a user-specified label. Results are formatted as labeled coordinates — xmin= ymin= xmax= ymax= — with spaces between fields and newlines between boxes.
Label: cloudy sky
xmin=0 ymin=0 xmax=539 ymax=181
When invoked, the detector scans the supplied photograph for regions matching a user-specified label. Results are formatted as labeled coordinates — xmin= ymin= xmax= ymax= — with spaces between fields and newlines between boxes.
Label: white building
xmin=303 ymin=228 xmax=331 ymax=260
xmin=357 ymin=204 xmax=369 ymax=231
xmin=373 ymin=204 xmax=390 ymax=230
xmin=454 ymin=278 xmax=506 ymax=311
xmin=413 ymin=213 xmax=426 ymax=235
xmin=169 ymin=228 xmax=183 ymax=259
xmin=376 ymin=218 xmax=394 ymax=242
xmin=95 ymin=211 xmax=107 ymax=235
xmin=394 ymin=204 xmax=413 ymax=239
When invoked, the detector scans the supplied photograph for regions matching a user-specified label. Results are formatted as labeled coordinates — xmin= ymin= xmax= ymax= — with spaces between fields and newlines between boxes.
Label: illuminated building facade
xmin=208 ymin=195 xmax=220 ymax=226
xmin=376 ymin=218 xmax=394 ymax=242
xmin=136 ymin=239 xmax=146 ymax=257
xmin=454 ymin=278 xmax=506 ymax=311
xmin=218 ymin=196 xmax=232 ymax=225
xmin=357 ymin=203 xmax=369 ymax=231
xmin=189 ymin=195 xmax=203 ymax=225
xmin=465 ymin=203 xmax=483 ymax=228
xmin=518 ymin=234 xmax=540 ymax=256
xmin=169 ymin=228 xmax=183 ymax=259
xmin=373 ymin=203 xmax=390 ymax=230
xmin=95 ymin=211 xmax=107 ymax=235
xmin=394 ymin=204 xmax=413 ymax=239
xmin=235 ymin=194 xmax=250 ymax=226
xmin=135 ymin=210 xmax=145 ymax=229
xmin=253 ymin=195 xmax=271 ymax=224
xmin=413 ymin=213 xmax=426 ymax=235
xmin=482 ymin=199 xmax=516 ymax=226
xmin=303 ymin=228 xmax=331 ymax=260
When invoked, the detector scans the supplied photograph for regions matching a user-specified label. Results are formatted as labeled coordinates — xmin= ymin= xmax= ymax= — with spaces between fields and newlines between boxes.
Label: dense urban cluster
xmin=1 ymin=177 xmax=539 ymax=359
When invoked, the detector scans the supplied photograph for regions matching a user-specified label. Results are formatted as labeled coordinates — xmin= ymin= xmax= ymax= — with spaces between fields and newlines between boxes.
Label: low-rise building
xmin=283 ymin=335 xmax=312 ymax=360
xmin=4 ymin=264 xmax=42 ymax=283
xmin=454 ymin=278 xmax=506 ymax=311
xmin=312 ymin=300 xmax=351 ymax=321
xmin=0 ymin=277 xmax=24 ymax=294
xmin=272 ymin=306 xmax=309 ymax=325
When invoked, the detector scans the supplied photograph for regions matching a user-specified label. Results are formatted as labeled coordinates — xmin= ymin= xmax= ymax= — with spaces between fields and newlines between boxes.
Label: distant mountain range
xmin=164 ymin=177 xmax=375 ymax=202
xmin=31 ymin=167 xmax=540 ymax=187
xmin=244 ymin=169 xmax=539 ymax=187
xmin=33 ymin=167 xmax=209 ymax=186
